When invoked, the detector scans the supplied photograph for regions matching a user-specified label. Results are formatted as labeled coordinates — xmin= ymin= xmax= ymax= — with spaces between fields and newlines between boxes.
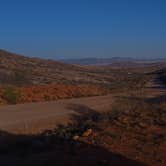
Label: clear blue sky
xmin=0 ymin=0 xmax=166 ymax=59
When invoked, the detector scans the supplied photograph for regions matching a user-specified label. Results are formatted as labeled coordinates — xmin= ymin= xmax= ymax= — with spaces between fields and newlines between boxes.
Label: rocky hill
xmin=0 ymin=49 xmax=165 ymax=88
xmin=0 ymin=49 xmax=112 ymax=86
xmin=0 ymin=49 xmax=112 ymax=104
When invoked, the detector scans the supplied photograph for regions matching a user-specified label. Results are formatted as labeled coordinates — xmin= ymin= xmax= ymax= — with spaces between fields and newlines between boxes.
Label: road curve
xmin=0 ymin=95 xmax=113 ymax=134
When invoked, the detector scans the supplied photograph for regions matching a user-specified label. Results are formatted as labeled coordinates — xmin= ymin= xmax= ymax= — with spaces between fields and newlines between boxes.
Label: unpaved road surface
xmin=0 ymin=95 xmax=113 ymax=134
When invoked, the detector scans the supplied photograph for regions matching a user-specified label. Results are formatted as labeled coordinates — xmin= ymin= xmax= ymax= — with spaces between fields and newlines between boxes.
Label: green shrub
xmin=44 ymin=95 xmax=50 ymax=101
xmin=3 ymin=87 xmax=21 ymax=104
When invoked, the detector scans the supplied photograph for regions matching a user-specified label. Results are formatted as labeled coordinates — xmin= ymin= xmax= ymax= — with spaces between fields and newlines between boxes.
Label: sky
xmin=0 ymin=0 xmax=166 ymax=59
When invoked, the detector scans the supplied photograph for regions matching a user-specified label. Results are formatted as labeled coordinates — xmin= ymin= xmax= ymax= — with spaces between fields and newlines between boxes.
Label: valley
xmin=0 ymin=50 xmax=165 ymax=166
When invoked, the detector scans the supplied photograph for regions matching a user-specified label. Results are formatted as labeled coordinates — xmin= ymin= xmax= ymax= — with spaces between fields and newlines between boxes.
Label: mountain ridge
xmin=61 ymin=57 xmax=166 ymax=65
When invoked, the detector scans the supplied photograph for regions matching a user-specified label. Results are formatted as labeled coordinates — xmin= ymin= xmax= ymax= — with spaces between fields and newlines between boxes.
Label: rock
xmin=73 ymin=135 xmax=80 ymax=141
xmin=82 ymin=129 xmax=92 ymax=137
xmin=139 ymin=122 xmax=147 ymax=128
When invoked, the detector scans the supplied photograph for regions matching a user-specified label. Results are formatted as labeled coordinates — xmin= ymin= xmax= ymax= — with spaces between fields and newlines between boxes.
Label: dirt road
xmin=0 ymin=95 xmax=113 ymax=134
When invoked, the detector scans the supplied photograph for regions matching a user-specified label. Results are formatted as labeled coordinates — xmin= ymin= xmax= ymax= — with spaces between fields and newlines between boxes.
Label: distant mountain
xmin=61 ymin=57 xmax=166 ymax=65
xmin=61 ymin=57 xmax=134 ymax=65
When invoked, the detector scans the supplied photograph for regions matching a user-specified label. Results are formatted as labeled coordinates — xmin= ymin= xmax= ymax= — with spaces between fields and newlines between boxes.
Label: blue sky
xmin=0 ymin=0 xmax=166 ymax=59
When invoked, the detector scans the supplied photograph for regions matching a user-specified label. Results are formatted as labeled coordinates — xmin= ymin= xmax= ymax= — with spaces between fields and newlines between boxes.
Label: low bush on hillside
xmin=3 ymin=86 xmax=21 ymax=104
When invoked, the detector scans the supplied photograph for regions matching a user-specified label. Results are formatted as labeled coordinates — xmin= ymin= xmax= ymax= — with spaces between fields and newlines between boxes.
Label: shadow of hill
xmin=0 ymin=130 xmax=148 ymax=166
xmin=148 ymin=78 xmax=166 ymax=90
xmin=156 ymin=69 xmax=166 ymax=86
xmin=0 ymin=104 xmax=148 ymax=166
xmin=147 ymin=94 xmax=166 ymax=104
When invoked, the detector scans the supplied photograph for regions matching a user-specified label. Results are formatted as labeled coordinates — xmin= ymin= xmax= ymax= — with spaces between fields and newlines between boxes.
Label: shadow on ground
xmin=0 ymin=104 xmax=148 ymax=166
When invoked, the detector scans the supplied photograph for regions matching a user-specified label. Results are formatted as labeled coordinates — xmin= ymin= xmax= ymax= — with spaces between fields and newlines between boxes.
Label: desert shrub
xmin=108 ymin=109 xmax=123 ymax=121
xmin=3 ymin=87 xmax=21 ymax=104
xmin=44 ymin=95 xmax=50 ymax=101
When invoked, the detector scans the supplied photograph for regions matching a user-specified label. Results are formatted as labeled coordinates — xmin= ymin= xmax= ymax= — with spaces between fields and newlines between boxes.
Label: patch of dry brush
xmin=0 ymin=84 xmax=109 ymax=104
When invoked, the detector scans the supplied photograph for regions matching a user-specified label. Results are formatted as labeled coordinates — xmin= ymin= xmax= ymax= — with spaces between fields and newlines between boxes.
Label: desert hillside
xmin=0 ymin=49 xmax=116 ymax=86
xmin=0 ymin=49 xmax=84 ymax=85
xmin=1 ymin=49 xmax=165 ymax=105
xmin=0 ymin=50 xmax=112 ymax=104
xmin=1 ymin=49 xmax=158 ymax=86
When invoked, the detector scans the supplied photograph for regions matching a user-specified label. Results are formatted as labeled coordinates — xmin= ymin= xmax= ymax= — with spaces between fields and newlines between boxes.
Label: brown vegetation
xmin=0 ymin=84 xmax=109 ymax=104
